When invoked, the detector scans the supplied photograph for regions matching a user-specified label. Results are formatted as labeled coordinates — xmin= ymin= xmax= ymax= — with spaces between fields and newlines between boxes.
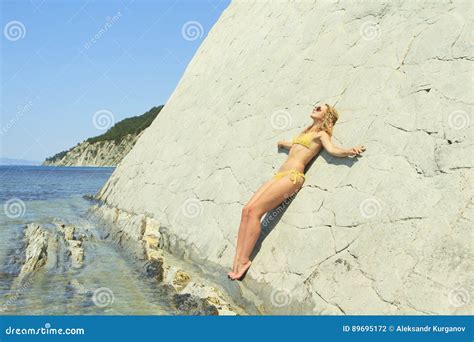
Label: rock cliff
xmin=43 ymin=133 xmax=141 ymax=167
xmin=94 ymin=0 xmax=473 ymax=314
xmin=43 ymin=105 xmax=162 ymax=167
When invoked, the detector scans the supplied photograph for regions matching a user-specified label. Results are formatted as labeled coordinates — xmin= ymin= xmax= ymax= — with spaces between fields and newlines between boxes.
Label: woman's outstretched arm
xmin=318 ymin=131 xmax=365 ymax=157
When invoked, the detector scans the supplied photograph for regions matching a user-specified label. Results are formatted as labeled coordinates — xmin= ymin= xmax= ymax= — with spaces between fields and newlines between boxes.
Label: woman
xmin=227 ymin=103 xmax=366 ymax=280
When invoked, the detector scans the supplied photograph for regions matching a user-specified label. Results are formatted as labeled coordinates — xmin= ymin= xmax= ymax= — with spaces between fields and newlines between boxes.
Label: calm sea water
xmin=0 ymin=165 xmax=176 ymax=315
xmin=0 ymin=165 xmax=114 ymax=202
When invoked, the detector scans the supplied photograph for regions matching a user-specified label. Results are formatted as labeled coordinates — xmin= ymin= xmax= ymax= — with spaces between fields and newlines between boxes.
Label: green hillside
xmin=45 ymin=105 xmax=163 ymax=163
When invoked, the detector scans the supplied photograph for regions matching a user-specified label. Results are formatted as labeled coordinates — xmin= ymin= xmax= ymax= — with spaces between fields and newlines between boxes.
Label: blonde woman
xmin=228 ymin=103 xmax=366 ymax=280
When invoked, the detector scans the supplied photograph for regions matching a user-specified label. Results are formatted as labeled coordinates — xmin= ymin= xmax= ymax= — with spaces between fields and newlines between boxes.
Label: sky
xmin=0 ymin=0 xmax=230 ymax=162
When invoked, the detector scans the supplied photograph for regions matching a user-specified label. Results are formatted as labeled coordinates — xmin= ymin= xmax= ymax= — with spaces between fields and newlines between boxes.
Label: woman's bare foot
xmin=229 ymin=260 xmax=252 ymax=280
xmin=227 ymin=258 xmax=239 ymax=279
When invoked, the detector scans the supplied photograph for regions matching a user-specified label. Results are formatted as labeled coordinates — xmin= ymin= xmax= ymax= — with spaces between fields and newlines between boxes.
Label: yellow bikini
xmin=272 ymin=132 xmax=312 ymax=185
xmin=273 ymin=170 xmax=305 ymax=185
xmin=291 ymin=132 xmax=313 ymax=148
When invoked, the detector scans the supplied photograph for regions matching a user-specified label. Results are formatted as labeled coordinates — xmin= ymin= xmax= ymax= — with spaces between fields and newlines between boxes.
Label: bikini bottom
xmin=272 ymin=169 xmax=305 ymax=185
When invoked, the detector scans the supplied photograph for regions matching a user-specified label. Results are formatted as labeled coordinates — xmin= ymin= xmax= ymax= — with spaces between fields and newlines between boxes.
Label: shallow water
xmin=0 ymin=166 xmax=177 ymax=315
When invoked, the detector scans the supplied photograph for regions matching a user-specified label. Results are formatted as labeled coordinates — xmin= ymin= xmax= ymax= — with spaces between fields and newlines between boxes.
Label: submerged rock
xmin=15 ymin=223 xmax=50 ymax=284
xmin=172 ymin=293 xmax=219 ymax=316
xmin=82 ymin=194 xmax=97 ymax=202
xmin=68 ymin=240 xmax=84 ymax=268
xmin=8 ymin=221 xmax=88 ymax=290
xmin=56 ymin=222 xmax=85 ymax=269
xmin=144 ymin=259 xmax=164 ymax=282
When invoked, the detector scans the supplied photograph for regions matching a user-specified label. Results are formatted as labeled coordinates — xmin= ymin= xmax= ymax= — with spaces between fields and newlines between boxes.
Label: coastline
xmin=90 ymin=202 xmax=259 ymax=315
xmin=39 ymin=165 xmax=117 ymax=168
xmin=1 ymin=214 xmax=247 ymax=316
xmin=89 ymin=202 xmax=351 ymax=315
xmin=89 ymin=201 xmax=346 ymax=315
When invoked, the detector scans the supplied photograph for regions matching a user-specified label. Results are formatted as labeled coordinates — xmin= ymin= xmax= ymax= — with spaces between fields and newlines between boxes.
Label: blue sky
xmin=0 ymin=0 xmax=230 ymax=161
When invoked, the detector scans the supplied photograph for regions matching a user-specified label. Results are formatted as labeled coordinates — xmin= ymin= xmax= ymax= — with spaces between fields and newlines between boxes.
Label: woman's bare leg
xmin=229 ymin=211 xmax=250 ymax=277
xmin=229 ymin=178 xmax=276 ymax=277
xmin=230 ymin=177 xmax=303 ymax=280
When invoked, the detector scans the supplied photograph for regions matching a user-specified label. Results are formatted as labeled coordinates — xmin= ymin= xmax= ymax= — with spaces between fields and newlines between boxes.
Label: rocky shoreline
xmin=90 ymin=203 xmax=262 ymax=315
xmin=1 ymin=217 xmax=247 ymax=315
xmin=1 ymin=221 xmax=90 ymax=312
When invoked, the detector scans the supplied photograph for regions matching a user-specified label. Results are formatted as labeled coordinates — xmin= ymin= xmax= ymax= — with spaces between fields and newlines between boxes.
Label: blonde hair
xmin=322 ymin=103 xmax=339 ymax=136
xmin=303 ymin=103 xmax=340 ymax=136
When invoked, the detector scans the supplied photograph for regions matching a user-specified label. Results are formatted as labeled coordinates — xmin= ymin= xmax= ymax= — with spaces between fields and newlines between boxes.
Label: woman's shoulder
xmin=306 ymin=130 xmax=329 ymax=139
xmin=314 ymin=130 xmax=330 ymax=139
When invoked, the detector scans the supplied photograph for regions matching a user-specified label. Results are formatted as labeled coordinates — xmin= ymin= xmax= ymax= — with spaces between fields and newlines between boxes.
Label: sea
xmin=0 ymin=165 xmax=177 ymax=315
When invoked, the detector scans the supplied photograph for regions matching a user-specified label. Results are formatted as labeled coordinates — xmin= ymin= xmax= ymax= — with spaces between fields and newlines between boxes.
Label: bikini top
xmin=292 ymin=132 xmax=313 ymax=148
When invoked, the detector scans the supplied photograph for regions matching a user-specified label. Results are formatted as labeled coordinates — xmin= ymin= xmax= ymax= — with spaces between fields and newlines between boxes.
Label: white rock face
xmin=96 ymin=0 xmax=473 ymax=314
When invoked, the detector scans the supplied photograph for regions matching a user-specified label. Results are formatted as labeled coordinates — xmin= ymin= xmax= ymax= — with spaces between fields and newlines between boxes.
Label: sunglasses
xmin=313 ymin=103 xmax=330 ymax=112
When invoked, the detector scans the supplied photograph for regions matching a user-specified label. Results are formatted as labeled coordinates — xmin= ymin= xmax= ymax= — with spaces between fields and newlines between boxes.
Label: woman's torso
xmin=278 ymin=131 xmax=323 ymax=173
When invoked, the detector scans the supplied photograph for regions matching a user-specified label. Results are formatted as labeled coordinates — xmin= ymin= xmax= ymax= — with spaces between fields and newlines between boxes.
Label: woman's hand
xmin=348 ymin=145 xmax=366 ymax=157
xmin=278 ymin=140 xmax=291 ymax=150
